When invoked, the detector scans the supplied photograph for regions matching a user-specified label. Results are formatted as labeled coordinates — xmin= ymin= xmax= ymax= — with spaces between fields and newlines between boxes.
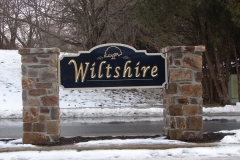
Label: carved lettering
xmin=151 ymin=66 xmax=158 ymax=77
xmin=114 ymin=66 xmax=121 ymax=78
xmin=68 ymin=60 xmax=89 ymax=83
xmin=68 ymin=60 xmax=159 ymax=82
xmin=123 ymin=60 xmax=132 ymax=78
xmin=141 ymin=66 xmax=151 ymax=77
xmin=134 ymin=61 xmax=140 ymax=77
xmin=106 ymin=64 xmax=112 ymax=78
xmin=98 ymin=61 xmax=106 ymax=78
xmin=90 ymin=62 xmax=96 ymax=78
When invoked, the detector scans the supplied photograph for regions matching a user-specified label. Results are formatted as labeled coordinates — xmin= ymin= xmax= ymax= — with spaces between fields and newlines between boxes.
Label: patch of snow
xmin=203 ymin=116 xmax=240 ymax=122
xmin=220 ymin=130 xmax=240 ymax=144
xmin=61 ymin=117 xmax=163 ymax=124
xmin=75 ymin=137 xmax=185 ymax=147
xmin=0 ymin=146 xmax=240 ymax=160
xmin=0 ymin=109 xmax=22 ymax=119
xmin=0 ymin=119 xmax=22 ymax=126
xmin=60 ymin=108 xmax=163 ymax=118
xmin=59 ymin=88 xmax=163 ymax=108
xmin=237 ymin=102 xmax=240 ymax=107
xmin=0 ymin=139 xmax=36 ymax=148
xmin=203 ymin=104 xmax=240 ymax=115
xmin=0 ymin=50 xmax=22 ymax=111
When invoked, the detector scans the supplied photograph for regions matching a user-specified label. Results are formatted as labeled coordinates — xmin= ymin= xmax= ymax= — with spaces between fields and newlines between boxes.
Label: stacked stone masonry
xmin=19 ymin=48 xmax=60 ymax=144
xmin=18 ymin=46 xmax=205 ymax=144
xmin=162 ymin=46 xmax=205 ymax=140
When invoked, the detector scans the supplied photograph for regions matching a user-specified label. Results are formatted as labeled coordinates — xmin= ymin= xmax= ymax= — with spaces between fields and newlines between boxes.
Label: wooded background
xmin=0 ymin=0 xmax=239 ymax=104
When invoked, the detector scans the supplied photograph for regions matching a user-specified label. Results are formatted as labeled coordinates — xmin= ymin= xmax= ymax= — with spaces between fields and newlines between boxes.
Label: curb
xmin=2 ymin=142 xmax=238 ymax=153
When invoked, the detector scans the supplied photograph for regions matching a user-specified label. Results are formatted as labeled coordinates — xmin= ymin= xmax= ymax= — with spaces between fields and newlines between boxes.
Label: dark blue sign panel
xmin=59 ymin=43 xmax=167 ymax=89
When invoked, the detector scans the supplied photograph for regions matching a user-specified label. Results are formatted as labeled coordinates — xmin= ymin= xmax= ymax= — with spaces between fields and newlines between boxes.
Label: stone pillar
xmin=162 ymin=46 xmax=205 ymax=140
xmin=19 ymin=48 xmax=60 ymax=144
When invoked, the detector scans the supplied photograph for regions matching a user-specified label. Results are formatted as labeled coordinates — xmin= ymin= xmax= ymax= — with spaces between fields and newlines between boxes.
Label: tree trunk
xmin=202 ymin=57 xmax=214 ymax=103
xmin=209 ymin=78 xmax=214 ymax=103
xmin=202 ymin=66 xmax=210 ymax=103
xmin=202 ymin=21 xmax=228 ymax=105
xmin=213 ymin=46 xmax=230 ymax=104
xmin=204 ymin=50 xmax=224 ymax=104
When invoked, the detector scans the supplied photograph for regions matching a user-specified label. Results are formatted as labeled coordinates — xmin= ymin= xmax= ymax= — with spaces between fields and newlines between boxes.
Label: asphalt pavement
xmin=0 ymin=117 xmax=240 ymax=138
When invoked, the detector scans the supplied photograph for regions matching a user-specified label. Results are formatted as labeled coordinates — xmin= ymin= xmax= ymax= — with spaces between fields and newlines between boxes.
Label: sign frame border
xmin=58 ymin=43 xmax=168 ymax=90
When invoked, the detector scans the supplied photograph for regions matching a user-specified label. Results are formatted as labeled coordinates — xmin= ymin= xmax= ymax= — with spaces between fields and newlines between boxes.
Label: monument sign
xmin=59 ymin=43 xmax=167 ymax=89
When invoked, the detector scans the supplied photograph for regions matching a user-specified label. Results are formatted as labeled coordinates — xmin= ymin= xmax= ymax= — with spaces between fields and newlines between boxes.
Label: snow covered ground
xmin=0 ymin=49 xmax=240 ymax=119
xmin=0 ymin=129 xmax=240 ymax=159
xmin=0 ymin=49 xmax=164 ymax=119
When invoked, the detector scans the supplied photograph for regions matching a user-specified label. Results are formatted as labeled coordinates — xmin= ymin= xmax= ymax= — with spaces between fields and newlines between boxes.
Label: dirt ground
xmin=0 ymin=132 xmax=235 ymax=147
xmin=37 ymin=132 xmax=235 ymax=146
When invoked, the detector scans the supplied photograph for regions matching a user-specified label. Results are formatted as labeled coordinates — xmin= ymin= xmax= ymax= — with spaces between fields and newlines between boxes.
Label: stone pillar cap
xmin=19 ymin=48 xmax=60 ymax=55
xmin=161 ymin=46 xmax=205 ymax=53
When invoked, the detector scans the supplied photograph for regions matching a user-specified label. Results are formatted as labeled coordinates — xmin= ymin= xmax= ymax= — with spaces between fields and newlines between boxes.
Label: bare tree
xmin=0 ymin=0 xmax=143 ymax=50
xmin=0 ymin=0 xmax=152 ymax=52
xmin=47 ymin=0 xmax=140 ymax=50
xmin=0 ymin=6 xmax=4 ymax=48
xmin=0 ymin=0 xmax=22 ymax=49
